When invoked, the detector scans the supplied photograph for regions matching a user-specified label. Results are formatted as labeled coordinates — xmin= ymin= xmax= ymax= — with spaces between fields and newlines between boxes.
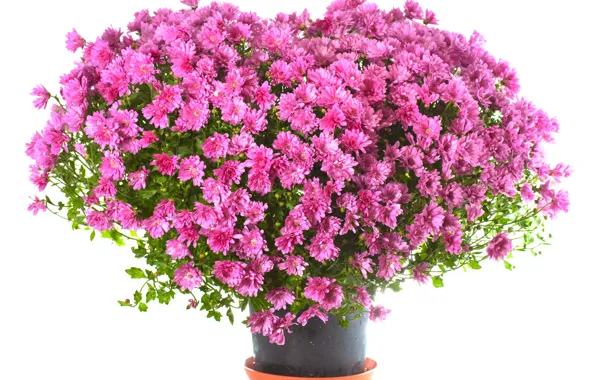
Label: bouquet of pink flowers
xmin=26 ymin=0 xmax=569 ymax=345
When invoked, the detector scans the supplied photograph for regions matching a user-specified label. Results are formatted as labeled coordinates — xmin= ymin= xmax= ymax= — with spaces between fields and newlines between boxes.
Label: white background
xmin=1 ymin=0 xmax=595 ymax=379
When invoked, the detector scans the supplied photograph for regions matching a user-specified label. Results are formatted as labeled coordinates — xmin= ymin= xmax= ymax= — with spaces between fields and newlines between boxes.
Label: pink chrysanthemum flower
xmin=150 ymin=153 xmax=179 ymax=176
xmin=278 ymin=255 xmax=308 ymax=276
xmin=369 ymin=305 xmax=391 ymax=322
xmin=28 ymin=196 xmax=47 ymax=215
xmin=166 ymin=239 xmax=192 ymax=259
xmin=86 ymin=210 xmax=112 ymax=231
xmin=99 ymin=150 xmax=126 ymax=180
xmin=356 ymin=287 xmax=373 ymax=308
xmin=265 ymin=287 xmax=295 ymax=310
xmin=173 ymin=262 xmax=202 ymax=291
xmin=247 ymin=309 xmax=277 ymax=336
xmin=304 ymin=277 xmax=344 ymax=311
xmin=297 ymin=305 xmax=329 ymax=326
xmin=486 ymin=233 xmax=513 ymax=261
xmin=268 ymin=313 xmax=296 ymax=345
xmin=31 ymin=85 xmax=51 ymax=110
xmin=178 ymin=156 xmax=206 ymax=186
xmin=65 ymin=29 xmax=86 ymax=52
xmin=413 ymin=262 xmax=430 ymax=284
xmin=128 ymin=167 xmax=149 ymax=190
xmin=142 ymin=215 xmax=170 ymax=239
xmin=212 ymin=260 xmax=245 ymax=287
xmin=202 ymin=132 xmax=229 ymax=160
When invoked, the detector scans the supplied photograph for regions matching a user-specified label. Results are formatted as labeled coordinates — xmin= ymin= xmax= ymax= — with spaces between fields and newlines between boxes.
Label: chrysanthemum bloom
xmin=413 ymin=262 xmax=430 ymax=284
xmin=202 ymin=132 xmax=229 ymax=160
xmin=268 ymin=313 xmax=296 ymax=345
xmin=31 ymin=85 xmax=51 ymax=110
xmin=166 ymin=239 xmax=192 ymax=259
xmin=212 ymin=260 xmax=245 ymax=287
xmin=247 ymin=309 xmax=277 ymax=336
xmin=27 ymin=197 xmax=47 ymax=215
xmin=65 ymin=29 xmax=86 ymax=52
xmin=265 ymin=287 xmax=295 ymax=310
xmin=150 ymin=153 xmax=179 ymax=176
xmin=369 ymin=305 xmax=391 ymax=322
xmin=278 ymin=255 xmax=308 ymax=276
xmin=173 ymin=262 xmax=203 ymax=291
xmin=296 ymin=305 xmax=329 ymax=326
xmin=486 ymin=233 xmax=513 ymax=261
xmin=355 ymin=287 xmax=373 ymax=308
xmin=128 ymin=167 xmax=149 ymax=190
xmin=99 ymin=150 xmax=126 ymax=180
xmin=178 ymin=156 xmax=206 ymax=186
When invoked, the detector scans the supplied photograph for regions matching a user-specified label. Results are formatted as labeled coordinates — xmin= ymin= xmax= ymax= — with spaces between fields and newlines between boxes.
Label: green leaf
xmin=90 ymin=231 xmax=96 ymax=241
xmin=137 ymin=189 xmax=157 ymax=199
xmin=158 ymin=289 xmax=172 ymax=304
xmin=468 ymin=261 xmax=482 ymax=270
xmin=503 ymin=260 xmax=515 ymax=271
xmin=432 ymin=276 xmax=444 ymax=288
xmin=388 ymin=281 xmax=402 ymax=292
xmin=138 ymin=302 xmax=148 ymax=312
xmin=134 ymin=290 xmax=142 ymax=303
xmin=338 ymin=318 xmax=349 ymax=328
xmin=227 ymin=308 xmax=235 ymax=324
xmin=146 ymin=288 xmax=157 ymax=303
xmin=125 ymin=267 xmax=146 ymax=279
xmin=118 ymin=300 xmax=130 ymax=307
xmin=207 ymin=310 xmax=222 ymax=321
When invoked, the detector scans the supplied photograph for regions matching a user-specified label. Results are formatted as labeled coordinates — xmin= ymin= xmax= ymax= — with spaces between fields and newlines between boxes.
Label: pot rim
xmin=244 ymin=357 xmax=377 ymax=379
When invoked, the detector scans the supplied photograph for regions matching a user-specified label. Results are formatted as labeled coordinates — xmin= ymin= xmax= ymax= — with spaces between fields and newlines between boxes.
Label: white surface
xmin=1 ymin=0 xmax=595 ymax=379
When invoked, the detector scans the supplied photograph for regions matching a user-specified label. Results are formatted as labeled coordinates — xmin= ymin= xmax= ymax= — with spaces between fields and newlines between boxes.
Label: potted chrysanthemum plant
xmin=26 ymin=0 xmax=570 ymax=378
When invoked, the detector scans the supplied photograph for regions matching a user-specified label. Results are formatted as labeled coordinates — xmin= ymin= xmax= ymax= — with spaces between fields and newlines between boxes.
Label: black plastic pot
xmin=250 ymin=306 xmax=368 ymax=378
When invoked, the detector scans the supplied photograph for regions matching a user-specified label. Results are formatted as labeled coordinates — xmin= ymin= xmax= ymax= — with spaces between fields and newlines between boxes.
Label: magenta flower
xmin=178 ymin=156 xmax=206 ymax=186
xmin=486 ymin=233 xmax=513 ymax=261
xmin=128 ymin=51 xmax=156 ymax=85
xmin=142 ymin=215 xmax=170 ymax=239
xmin=128 ymin=167 xmax=149 ymax=190
xmin=265 ymin=287 xmax=295 ymax=310
xmin=99 ymin=150 xmax=125 ymax=180
xmin=94 ymin=176 xmax=117 ymax=199
xmin=268 ymin=313 xmax=296 ymax=345
xmin=413 ymin=262 xmax=430 ymax=284
xmin=304 ymin=277 xmax=344 ymax=311
xmin=207 ymin=227 xmax=235 ymax=254
xmin=356 ymin=287 xmax=373 ymax=308
xmin=247 ymin=309 xmax=277 ymax=336
xmin=86 ymin=210 xmax=112 ymax=231
xmin=520 ymin=183 xmax=535 ymax=202
xmin=65 ymin=29 xmax=85 ymax=52
xmin=297 ymin=305 xmax=329 ymax=326
xmin=307 ymin=234 xmax=340 ymax=262
xmin=278 ymin=255 xmax=308 ymax=276
xmin=202 ymin=132 xmax=229 ymax=161
xmin=150 ymin=153 xmax=179 ymax=176
xmin=212 ymin=260 xmax=245 ymax=287
xmin=351 ymin=253 xmax=374 ymax=278
xmin=376 ymin=254 xmax=402 ymax=281
xmin=31 ymin=85 xmax=51 ymax=110
xmin=173 ymin=262 xmax=202 ymax=291
xmin=166 ymin=239 xmax=191 ymax=260
xmin=28 ymin=196 xmax=47 ymax=215
xmin=369 ymin=305 xmax=391 ymax=322
xmin=236 ymin=228 xmax=268 ymax=258
xmin=214 ymin=160 xmax=245 ymax=185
